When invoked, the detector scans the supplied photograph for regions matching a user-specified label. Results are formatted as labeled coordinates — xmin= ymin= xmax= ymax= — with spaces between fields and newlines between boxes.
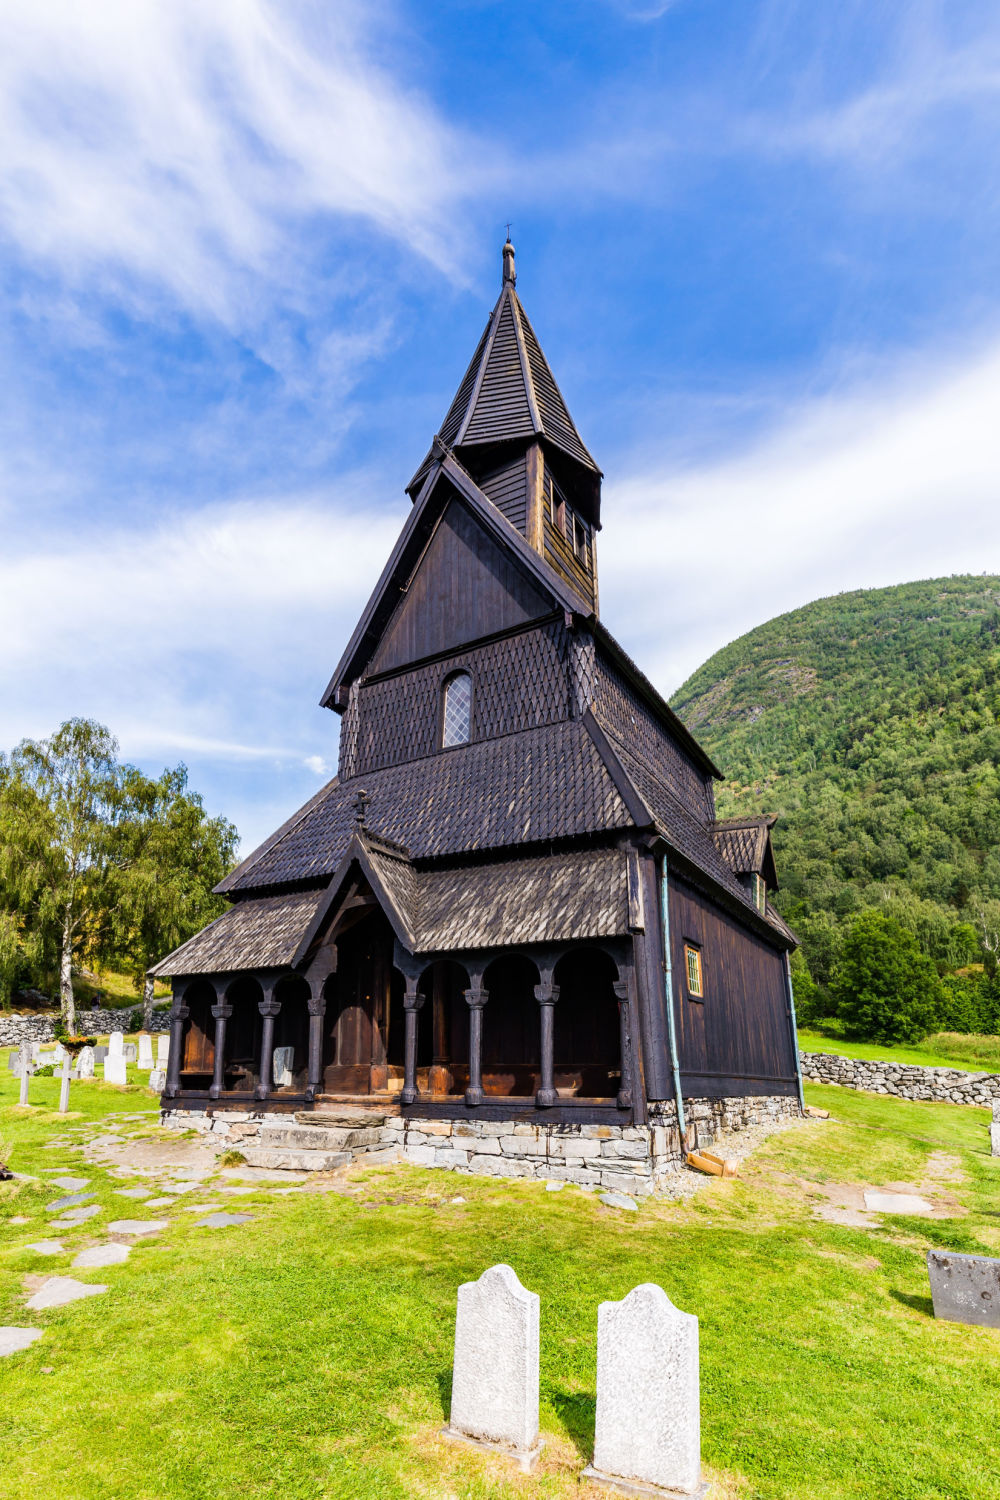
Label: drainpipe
xmin=784 ymin=951 xmax=806 ymax=1114
xmin=660 ymin=859 xmax=686 ymax=1145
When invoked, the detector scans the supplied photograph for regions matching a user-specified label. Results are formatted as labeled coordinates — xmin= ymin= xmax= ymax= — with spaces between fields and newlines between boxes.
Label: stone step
xmin=240 ymin=1147 xmax=351 ymax=1172
xmin=294 ymin=1108 xmax=390 ymax=1128
xmin=258 ymin=1124 xmax=385 ymax=1151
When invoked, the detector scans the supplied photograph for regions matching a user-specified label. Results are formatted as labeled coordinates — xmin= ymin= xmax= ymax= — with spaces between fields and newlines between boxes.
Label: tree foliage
xmin=672 ymin=575 xmax=1000 ymax=1037
xmin=0 ymin=719 xmax=237 ymax=1018
xmin=831 ymin=911 xmax=943 ymax=1043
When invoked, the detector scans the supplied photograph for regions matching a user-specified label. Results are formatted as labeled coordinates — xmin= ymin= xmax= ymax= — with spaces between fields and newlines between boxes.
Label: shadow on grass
xmin=435 ymin=1368 xmax=452 ymax=1421
xmin=891 ymin=1289 xmax=934 ymax=1317
xmin=549 ymin=1389 xmax=595 ymax=1461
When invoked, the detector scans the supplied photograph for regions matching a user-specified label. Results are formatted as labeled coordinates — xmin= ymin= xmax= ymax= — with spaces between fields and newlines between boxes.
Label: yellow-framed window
xmin=684 ymin=943 xmax=703 ymax=998
xmin=752 ymin=873 xmax=766 ymax=913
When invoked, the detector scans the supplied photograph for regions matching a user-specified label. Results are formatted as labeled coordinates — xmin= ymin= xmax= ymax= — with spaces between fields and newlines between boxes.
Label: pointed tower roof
xmin=409 ymin=240 xmax=600 ymax=495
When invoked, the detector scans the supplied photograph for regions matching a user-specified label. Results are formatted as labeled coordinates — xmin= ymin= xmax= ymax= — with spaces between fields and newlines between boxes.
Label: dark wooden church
xmin=152 ymin=241 xmax=803 ymax=1189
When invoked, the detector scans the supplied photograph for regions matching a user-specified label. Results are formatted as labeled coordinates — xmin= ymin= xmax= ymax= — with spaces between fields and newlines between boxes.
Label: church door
xmin=322 ymin=910 xmax=392 ymax=1094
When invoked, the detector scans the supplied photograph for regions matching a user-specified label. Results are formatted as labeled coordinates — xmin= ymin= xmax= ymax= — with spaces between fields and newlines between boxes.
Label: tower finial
xmin=502 ymin=235 xmax=516 ymax=287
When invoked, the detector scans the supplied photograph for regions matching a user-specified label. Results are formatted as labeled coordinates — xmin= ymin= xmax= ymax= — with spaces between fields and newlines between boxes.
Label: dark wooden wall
xmin=668 ymin=875 xmax=796 ymax=1098
xmin=370 ymin=498 xmax=550 ymax=674
xmin=479 ymin=453 xmax=528 ymax=533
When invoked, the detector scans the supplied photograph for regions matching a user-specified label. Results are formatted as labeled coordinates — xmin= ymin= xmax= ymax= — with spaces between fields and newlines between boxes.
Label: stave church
xmin=152 ymin=241 xmax=803 ymax=1191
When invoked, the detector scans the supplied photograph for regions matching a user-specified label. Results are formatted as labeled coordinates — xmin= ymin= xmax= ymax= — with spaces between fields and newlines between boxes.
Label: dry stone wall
xmin=0 ymin=1010 xmax=170 ymax=1048
xmin=800 ymin=1050 xmax=1000 ymax=1106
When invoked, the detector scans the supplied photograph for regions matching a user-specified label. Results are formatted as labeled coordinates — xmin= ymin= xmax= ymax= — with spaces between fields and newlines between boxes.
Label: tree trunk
xmin=60 ymin=906 xmax=76 ymax=1034
xmin=142 ymin=974 xmax=154 ymax=1032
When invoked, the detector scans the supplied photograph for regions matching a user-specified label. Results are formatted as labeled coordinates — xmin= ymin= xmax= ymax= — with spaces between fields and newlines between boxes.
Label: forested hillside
xmin=671 ymin=576 xmax=1000 ymax=1020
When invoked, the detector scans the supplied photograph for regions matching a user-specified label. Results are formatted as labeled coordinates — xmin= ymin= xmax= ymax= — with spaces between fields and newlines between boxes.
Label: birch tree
xmin=0 ymin=720 xmax=122 ymax=1032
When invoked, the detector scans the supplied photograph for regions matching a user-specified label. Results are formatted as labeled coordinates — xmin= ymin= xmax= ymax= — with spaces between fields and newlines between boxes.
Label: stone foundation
xmin=162 ymin=1092 xmax=800 ymax=1196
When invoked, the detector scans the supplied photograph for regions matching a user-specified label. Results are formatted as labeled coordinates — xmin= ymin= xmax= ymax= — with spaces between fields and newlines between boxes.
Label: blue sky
xmin=4 ymin=0 xmax=1000 ymax=852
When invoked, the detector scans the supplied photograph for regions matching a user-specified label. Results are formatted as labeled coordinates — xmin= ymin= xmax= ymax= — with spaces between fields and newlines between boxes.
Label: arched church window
xmin=442 ymin=671 xmax=472 ymax=748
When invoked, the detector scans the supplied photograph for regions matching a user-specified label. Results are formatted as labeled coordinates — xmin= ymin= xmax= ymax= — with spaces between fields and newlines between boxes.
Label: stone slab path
xmin=0 ymin=1328 xmax=43 ymax=1357
xmin=26 ymin=1277 xmax=108 ymax=1310
xmin=28 ymin=1241 xmax=64 ymax=1256
xmin=196 ymin=1213 xmax=256 ymax=1228
xmin=73 ymin=1244 xmax=132 ymax=1268
xmin=863 ymin=1190 xmax=935 ymax=1215
xmin=45 ymin=1192 xmax=94 ymax=1213
xmin=107 ymin=1219 xmax=169 ymax=1237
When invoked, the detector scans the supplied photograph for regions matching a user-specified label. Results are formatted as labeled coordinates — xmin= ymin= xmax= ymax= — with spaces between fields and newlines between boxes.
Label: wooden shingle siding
xmin=438 ymin=321 xmax=491 ymax=448
xmin=352 ymin=620 xmax=570 ymax=776
xmin=595 ymin=657 xmax=714 ymax=823
xmin=518 ymin=306 xmax=596 ymax=470
xmin=478 ymin=452 xmax=528 ymax=533
xmin=369 ymin=498 xmax=551 ymax=676
xmin=668 ymin=875 xmax=797 ymax=1097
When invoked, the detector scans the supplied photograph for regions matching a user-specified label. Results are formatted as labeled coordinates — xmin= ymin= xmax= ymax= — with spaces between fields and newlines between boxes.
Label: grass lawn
xmin=2 ymin=1058 xmax=1000 ymax=1499
xmin=798 ymin=1026 xmax=1000 ymax=1072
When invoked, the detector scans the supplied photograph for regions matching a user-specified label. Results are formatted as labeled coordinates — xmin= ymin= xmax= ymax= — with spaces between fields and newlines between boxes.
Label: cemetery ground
xmin=1 ymin=1060 xmax=998 ymax=1500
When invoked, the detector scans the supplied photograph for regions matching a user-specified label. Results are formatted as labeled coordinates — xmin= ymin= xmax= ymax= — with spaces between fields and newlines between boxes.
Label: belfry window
xmin=442 ymin=671 xmax=472 ymax=748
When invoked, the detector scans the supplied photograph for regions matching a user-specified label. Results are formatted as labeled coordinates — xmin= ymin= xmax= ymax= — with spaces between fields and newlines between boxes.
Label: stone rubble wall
xmin=0 ymin=1010 xmax=171 ymax=1047
xmin=162 ymin=1092 xmax=800 ymax=1197
xmin=800 ymin=1050 xmax=1000 ymax=1106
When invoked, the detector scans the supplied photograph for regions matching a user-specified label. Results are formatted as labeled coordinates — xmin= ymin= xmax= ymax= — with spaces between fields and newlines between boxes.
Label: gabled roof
xmin=711 ymin=816 xmax=779 ymax=888
xmin=149 ymin=887 xmax=327 ymax=977
xmin=408 ymin=241 xmax=600 ymax=495
xmin=321 ymin=450 xmax=591 ymax=707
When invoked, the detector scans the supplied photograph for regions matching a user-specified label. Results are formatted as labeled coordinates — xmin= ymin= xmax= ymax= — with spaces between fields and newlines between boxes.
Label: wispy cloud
xmin=600 ymin=337 xmax=1000 ymax=693
xmin=0 ymin=0 xmax=477 ymax=324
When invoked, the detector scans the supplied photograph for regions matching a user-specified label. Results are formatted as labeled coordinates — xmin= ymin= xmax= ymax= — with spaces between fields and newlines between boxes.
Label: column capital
xmin=533 ymin=981 xmax=560 ymax=1006
xmin=403 ymin=981 xmax=425 ymax=1012
xmin=307 ymin=993 xmax=327 ymax=1018
xmin=613 ymin=979 xmax=629 ymax=1002
xmin=258 ymin=997 xmax=281 ymax=1019
xmin=210 ymin=1002 xmax=233 ymax=1021
xmin=170 ymin=1002 xmax=190 ymax=1023
xmin=464 ymin=984 xmax=488 ymax=1010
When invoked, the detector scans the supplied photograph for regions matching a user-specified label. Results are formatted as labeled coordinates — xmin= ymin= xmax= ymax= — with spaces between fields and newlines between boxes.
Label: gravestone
xmin=94 ymin=1045 xmax=109 ymax=1065
xmin=104 ymin=1052 xmax=128 ymax=1085
xmin=149 ymin=1068 xmax=167 ymax=1092
xmin=57 ymin=1054 xmax=72 ymax=1114
xmin=78 ymin=1047 xmax=95 ymax=1079
xmin=272 ymin=1046 xmax=295 ymax=1088
xmin=157 ymin=1035 xmax=170 ymax=1067
xmin=123 ymin=1042 xmax=137 ymax=1063
xmin=927 ymin=1249 xmax=1000 ymax=1328
xmin=138 ymin=1034 xmax=154 ymax=1068
xmin=18 ymin=1042 xmax=32 ymax=1106
xmin=992 ymin=1101 xmax=1000 ymax=1158
xmin=584 ymin=1283 xmax=707 ymax=1498
xmin=445 ymin=1264 xmax=541 ymax=1469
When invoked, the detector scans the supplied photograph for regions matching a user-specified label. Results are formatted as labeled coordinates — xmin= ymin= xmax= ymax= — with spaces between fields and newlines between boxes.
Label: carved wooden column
xmin=614 ymin=978 xmax=633 ymax=1110
xmin=400 ymin=975 xmax=424 ymax=1105
xmin=164 ymin=988 xmax=189 ymax=1099
xmin=429 ymin=964 xmax=451 ymax=1095
xmin=305 ymin=980 xmax=327 ymax=1102
xmin=254 ymin=981 xmax=281 ymax=1102
xmin=209 ymin=986 xmax=232 ymax=1100
xmin=464 ymin=977 xmax=488 ymax=1107
xmin=534 ymin=974 xmax=560 ymax=1107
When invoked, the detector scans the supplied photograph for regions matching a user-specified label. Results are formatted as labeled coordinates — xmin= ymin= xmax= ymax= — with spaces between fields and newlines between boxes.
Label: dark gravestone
xmin=94 ymin=1046 xmax=109 ymax=1064
xmin=927 ymin=1250 xmax=1000 ymax=1328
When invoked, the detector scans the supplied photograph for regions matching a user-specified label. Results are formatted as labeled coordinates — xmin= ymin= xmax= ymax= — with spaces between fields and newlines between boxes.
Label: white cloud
xmin=0 ymin=490 xmax=402 ymax=764
xmin=600 ymin=338 xmax=1000 ymax=694
xmin=0 ymin=0 xmax=476 ymax=322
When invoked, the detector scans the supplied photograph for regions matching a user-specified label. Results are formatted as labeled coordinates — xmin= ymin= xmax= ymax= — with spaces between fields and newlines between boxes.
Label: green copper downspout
xmin=784 ymin=951 xmax=806 ymax=1114
xmin=660 ymin=859 xmax=686 ymax=1144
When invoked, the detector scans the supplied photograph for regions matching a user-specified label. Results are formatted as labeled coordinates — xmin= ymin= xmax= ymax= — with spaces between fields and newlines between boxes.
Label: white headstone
xmin=157 ymin=1035 xmax=170 ymax=1066
xmin=446 ymin=1264 xmax=540 ymax=1465
xmin=104 ymin=1054 xmax=128 ymax=1086
xmin=585 ymin=1283 xmax=705 ymax=1498
xmin=991 ymin=1100 xmax=1000 ymax=1157
xmin=108 ymin=1030 xmax=125 ymax=1056
xmin=148 ymin=1068 xmax=167 ymax=1092
xmin=138 ymin=1034 xmax=154 ymax=1068
xmin=272 ymin=1046 xmax=295 ymax=1088
xmin=78 ymin=1046 xmax=95 ymax=1079
xmin=18 ymin=1041 xmax=32 ymax=1105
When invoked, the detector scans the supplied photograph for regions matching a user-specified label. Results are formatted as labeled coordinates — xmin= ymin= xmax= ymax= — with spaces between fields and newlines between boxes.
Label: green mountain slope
xmin=670 ymin=575 xmax=1000 ymax=991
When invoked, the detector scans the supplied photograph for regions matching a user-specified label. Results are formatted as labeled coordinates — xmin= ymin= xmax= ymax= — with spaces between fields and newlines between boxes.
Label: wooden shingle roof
xmin=711 ymin=816 xmax=779 ymax=887
xmin=409 ymin=240 xmax=599 ymax=496
xmin=149 ymin=888 xmax=327 ymax=977
xmin=217 ymin=720 xmax=631 ymax=895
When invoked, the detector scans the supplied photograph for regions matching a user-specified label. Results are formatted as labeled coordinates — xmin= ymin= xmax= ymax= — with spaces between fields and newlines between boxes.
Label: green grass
xmin=799 ymin=1027 xmax=1000 ymax=1072
xmin=2 ymin=1058 xmax=999 ymax=1499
